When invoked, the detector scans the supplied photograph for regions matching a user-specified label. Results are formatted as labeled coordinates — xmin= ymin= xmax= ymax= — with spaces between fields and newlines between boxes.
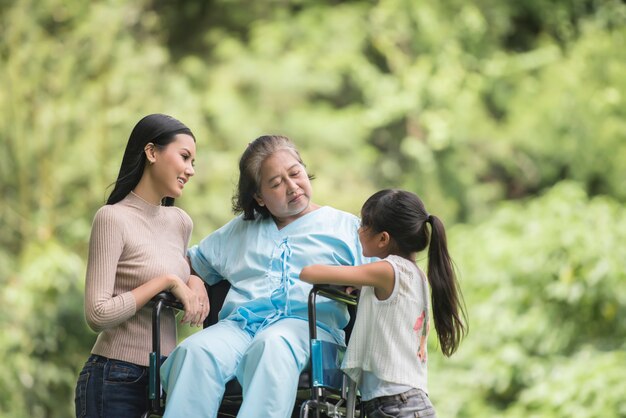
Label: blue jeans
xmin=74 ymin=354 xmax=148 ymax=418
xmin=363 ymin=388 xmax=437 ymax=418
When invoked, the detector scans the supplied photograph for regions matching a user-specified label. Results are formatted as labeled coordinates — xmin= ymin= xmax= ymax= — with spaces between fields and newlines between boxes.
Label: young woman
xmin=300 ymin=189 xmax=467 ymax=418
xmin=75 ymin=114 xmax=209 ymax=418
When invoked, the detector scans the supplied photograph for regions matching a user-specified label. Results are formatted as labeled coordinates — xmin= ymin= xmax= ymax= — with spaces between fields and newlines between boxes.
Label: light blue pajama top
xmin=187 ymin=206 xmax=368 ymax=340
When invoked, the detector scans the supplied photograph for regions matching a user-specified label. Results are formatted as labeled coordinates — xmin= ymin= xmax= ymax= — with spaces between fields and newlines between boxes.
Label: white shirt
xmin=342 ymin=255 xmax=430 ymax=395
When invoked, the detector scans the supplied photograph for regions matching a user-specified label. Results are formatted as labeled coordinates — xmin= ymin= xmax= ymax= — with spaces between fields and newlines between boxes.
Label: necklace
xmin=130 ymin=191 xmax=161 ymax=206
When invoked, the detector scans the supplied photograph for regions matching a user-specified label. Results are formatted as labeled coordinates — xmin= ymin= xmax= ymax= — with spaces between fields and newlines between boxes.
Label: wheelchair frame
xmin=142 ymin=292 xmax=183 ymax=418
xmin=300 ymin=285 xmax=359 ymax=418
xmin=142 ymin=285 xmax=361 ymax=418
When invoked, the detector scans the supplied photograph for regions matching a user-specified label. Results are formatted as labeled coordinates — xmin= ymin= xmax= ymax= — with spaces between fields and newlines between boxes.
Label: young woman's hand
xmin=167 ymin=275 xmax=202 ymax=326
xmin=187 ymin=274 xmax=210 ymax=326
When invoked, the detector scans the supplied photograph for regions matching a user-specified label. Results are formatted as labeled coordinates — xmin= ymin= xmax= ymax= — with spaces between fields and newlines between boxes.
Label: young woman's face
xmin=151 ymin=133 xmax=196 ymax=199
xmin=254 ymin=149 xmax=313 ymax=227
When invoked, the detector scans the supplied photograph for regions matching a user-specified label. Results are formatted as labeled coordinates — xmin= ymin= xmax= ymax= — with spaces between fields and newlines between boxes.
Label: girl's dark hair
xmin=361 ymin=189 xmax=467 ymax=356
xmin=106 ymin=114 xmax=195 ymax=206
xmin=232 ymin=135 xmax=314 ymax=220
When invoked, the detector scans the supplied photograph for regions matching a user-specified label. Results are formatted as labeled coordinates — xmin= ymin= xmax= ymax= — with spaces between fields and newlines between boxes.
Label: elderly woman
xmin=161 ymin=135 xmax=369 ymax=417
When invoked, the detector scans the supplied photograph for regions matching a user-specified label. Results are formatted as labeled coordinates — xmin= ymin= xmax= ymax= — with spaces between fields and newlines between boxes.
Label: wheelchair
xmin=142 ymin=281 xmax=361 ymax=418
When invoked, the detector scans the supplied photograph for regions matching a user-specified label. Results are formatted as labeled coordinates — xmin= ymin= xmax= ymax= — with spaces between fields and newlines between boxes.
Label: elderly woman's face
xmin=254 ymin=149 xmax=314 ymax=227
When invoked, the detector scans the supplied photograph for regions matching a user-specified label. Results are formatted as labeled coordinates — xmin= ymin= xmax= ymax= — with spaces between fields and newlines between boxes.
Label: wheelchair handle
xmin=151 ymin=292 xmax=184 ymax=310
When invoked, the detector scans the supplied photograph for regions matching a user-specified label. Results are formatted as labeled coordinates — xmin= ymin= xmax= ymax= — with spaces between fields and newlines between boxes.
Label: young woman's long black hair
xmin=361 ymin=189 xmax=467 ymax=356
xmin=107 ymin=114 xmax=195 ymax=207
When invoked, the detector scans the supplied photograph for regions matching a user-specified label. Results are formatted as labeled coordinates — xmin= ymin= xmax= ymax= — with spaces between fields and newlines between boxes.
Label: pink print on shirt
xmin=413 ymin=311 xmax=428 ymax=363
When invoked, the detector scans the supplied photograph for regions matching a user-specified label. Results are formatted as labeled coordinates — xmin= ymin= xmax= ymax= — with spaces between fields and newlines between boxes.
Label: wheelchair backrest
xmin=203 ymin=281 xmax=230 ymax=328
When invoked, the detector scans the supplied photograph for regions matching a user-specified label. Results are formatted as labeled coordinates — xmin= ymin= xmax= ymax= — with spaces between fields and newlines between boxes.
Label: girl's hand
xmin=167 ymin=275 xmax=201 ymax=326
xmin=187 ymin=274 xmax=210 ymax=326
xmin=344 ymin=286 xmax=359 ymax=295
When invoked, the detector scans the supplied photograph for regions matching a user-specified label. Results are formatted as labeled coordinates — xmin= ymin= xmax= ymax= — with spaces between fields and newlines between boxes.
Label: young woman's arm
xmin=300 ymin=261 xmax=395 ymax=300
xmin=129 ymin=274 xmax=202 ymax=326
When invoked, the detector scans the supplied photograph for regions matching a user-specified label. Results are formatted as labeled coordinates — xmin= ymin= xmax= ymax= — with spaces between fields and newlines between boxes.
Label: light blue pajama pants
xmin=161 ymin=317 xmax=338 ymax=418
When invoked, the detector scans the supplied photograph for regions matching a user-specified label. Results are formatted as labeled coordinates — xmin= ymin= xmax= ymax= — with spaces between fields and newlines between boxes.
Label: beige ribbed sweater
xmin=84 ymin=192 xmax=192 ymax=366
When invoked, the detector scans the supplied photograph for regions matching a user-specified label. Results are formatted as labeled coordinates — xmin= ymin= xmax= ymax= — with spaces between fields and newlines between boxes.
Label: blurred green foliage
xmin=426 ymin=182 xmax=626 ymax=417
xmin=0 ymin=0 xmax=624 ymax=416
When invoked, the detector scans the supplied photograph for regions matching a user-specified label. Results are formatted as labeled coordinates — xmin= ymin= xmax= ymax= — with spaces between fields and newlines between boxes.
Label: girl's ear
xmin=144 ymin=143 xmax=157 ymax=164
xmin=378 ymin=231 xmax=391 ymax=248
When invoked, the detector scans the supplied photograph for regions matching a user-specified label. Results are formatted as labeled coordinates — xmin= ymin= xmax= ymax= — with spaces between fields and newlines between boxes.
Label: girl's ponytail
xmin=427 ymin=214 xmax=467 ymax=357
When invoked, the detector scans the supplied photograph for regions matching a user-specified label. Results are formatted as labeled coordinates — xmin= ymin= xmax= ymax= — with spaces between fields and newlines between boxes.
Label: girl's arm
xmin=300 ymin=261 xmax=395 ymax=300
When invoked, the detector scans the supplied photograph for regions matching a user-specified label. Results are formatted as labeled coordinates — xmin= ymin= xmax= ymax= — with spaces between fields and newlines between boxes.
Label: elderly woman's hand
xmin=187 ymin=274 xmax=210 ymax=326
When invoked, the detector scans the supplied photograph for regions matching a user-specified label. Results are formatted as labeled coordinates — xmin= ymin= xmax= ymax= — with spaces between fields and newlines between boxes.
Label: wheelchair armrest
xmin=151 ymin=291 xmax=184 ymax=310
xmin=307 ymin=285 xmax=358 ymax=342
xmin=311 ymin=284 xmax=358 ymax=306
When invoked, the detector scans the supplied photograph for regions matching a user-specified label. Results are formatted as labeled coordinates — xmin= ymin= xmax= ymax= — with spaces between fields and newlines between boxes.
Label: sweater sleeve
xmin=84 ymin=206 xmax=137 ymax=332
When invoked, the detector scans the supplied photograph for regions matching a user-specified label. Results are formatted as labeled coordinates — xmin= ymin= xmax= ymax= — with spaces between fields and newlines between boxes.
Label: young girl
xmin=300 ymin=189 xmax=466 ymax=418
xmin=75 ymin=114 xmax=209 ymax=418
